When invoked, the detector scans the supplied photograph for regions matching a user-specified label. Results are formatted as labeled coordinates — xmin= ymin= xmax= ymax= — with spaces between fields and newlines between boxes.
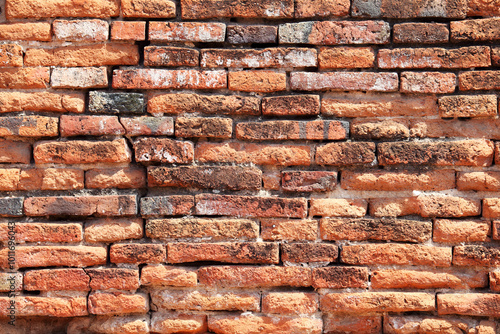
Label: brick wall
xmin=0 ymin=0 xmax=499 ymax=332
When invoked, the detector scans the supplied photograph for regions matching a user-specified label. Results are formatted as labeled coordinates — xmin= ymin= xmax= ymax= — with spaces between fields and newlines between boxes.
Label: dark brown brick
xmin=175 ymin=117 xmax=232 ymax=138
xmin=110 ymin=244 xmax=166 ymax=264
xmin=144 ymin=46 xmax=199 ymax=67
xmin=281 ymin=243 xmax=338 ymax=263
xmin=262 ymin=95 xmax=320 ymax=116
xmin=312 ymin=267 xmax=368 ymax=289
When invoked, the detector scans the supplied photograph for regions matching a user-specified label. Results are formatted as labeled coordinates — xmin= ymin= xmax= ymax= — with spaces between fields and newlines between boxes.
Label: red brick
xmin=342 ymin=244 xmax=452 ymax=266
xmin=455 ymin=245 xmax=500 ymax=266
xmin=198 ymin=266 xmax=312 ymax=288
xmin=0 ymin=246 xmax=106 ymax=268
xmin=85 ymin=167 xmax=145 ymax=189
xmin=113 ymin=69 xmax=227 ymax=90
xmin=89 ymin=292 xmax=148 ymax=315
xmin=434 ymin=219 xmax=490 ymax=243
xmin=110 ymin=243 xmax=165 ymax=264
xmin=262 ymin=292 xmax=318 ymax=314
xmin=0 ymin=22 xmax=51 ymax=41
xmin=411 ymin=119 xmax=500 ymax=139
xmin=0 ymin=296 xmax=87 ymax=317
xmin=310 ymin=198 xmax=367 ymax=217
xmin=149 ymin=22 xmax=226 ymax=42
xmin=229 ymin=70 xmax=286 ymax=93
xmin=312 ymin=267 xmax=368 ymax=289
xmin=439 ymin=95 xmax=497 ymax=118
xmin=458 ymin=172 xmax=500 ymax=191
xmin=134 ymin=137 xmax=193 ymax=164
xmin=282 ymin=243 xmax=338 ymax=263
xmin=53 ymin=19 xmax=108 ymax=41
xmin=195 ymin=194 xmax=307 ymax=218
xmin=151 ymin=313 xmax=206 ymax=334
xmin=319 ymin=47 xmax=375 ymax=69
xmin=68 ymin=315 xmax=149 ymax=334
xmin=321 ymin=292 xmax=435 ymax=314
xmin=18 ymin=168 xmax=84 ymax=191
xmin=295 ymin=0 xmax=349 ymax=17
xmin=6 ymin=0 xmax=119 ymax=18
xmin=279 ymin=21 xmax=390 ymax=45
xmin=378 ymin=46 xmax=490 ymax=69
xmin=341 ymin=170 xmax=455 ymax=191
xmin=86 ymin=268 xmax=139 ymax=290
xmin=196 ymin=142 xmax=311 ymax=166
xmin=451 ymin=18 xmax=500 ymax=42
xmin=393 ymin=23 xmax=449 ymax=44
xmin=85 ymin=218 xmax=143 ymax=243
xmin=316 ymin=142 xmax=376 ymax=166
xmin=324 ymin=315 xmax=381 ymax=334
xmin=282 ymin=171 xmax=337 ymax=192
xmin=111 ymin=21 xmax=145 ymax=40
xmin=262 ymin=95 xmax=319 ymax=116
xmin=122 ymin=0 xmax=175 ymax=17
xmin=468 ymin=0 xmax=500 ymax=16
xmin=227 ymin=25 xmax=277 ymax=44
xmin=0 ymin=44 xmax=22 ymax=67
xmin=0 ymin=67 xmax=49 ymax=89
xmin=384 ymin=316 xmax=472 ymax=334
xmin=351 ymin=0 xmax=467 ymax=18
xmin=148 ymin=93 xmax=260 ymax=116
xmin=438 ymin=294 xmax=500 ymax=317
xmin=140 ymin=196 xmax=194 ymax=217
xmin=261 ymin=219 xmax=318 ymax=241
xmin=121 ymin=117 xmax=173 ymax=136
xmin=24 ymin=269 xmax=90 ymax=291
xmin=151 ymin=289 xmax=259 ymax=312
xmin=0 ymin=116 xmax=58 ymax=137
xmin=459 ymin=71 xmax=500 ymax=91
xmin=401 ymin=72 xmax=456 ymax=94
xmin=208 ymin=315 xmax=322 ymax=334
xmin=60 ymin=115 xmax=124 ymax=137
xmin=145 ymin=46 xmax=199 ymax=67
xmin=0 ymin=222 xmax=82 ymax=243
xmin=34 ymin=139 xmax=131 ymax=164
xmin=482 ymin=198 xmax=500 ymax=218
xmin=0 ymin=169 xmax=19 ymax=190
xmin=181 ymin=0 xmax=293 ymax=19
xmin=24 ymin=195 xmax=137 ymax=217
xmin=0 ymin=140 xmax=30 ymax=163
xmin=372 ymin=269 xmax=487 ymax=289
xmin=141 ymin=265 xmax=197 ymax=287
xmin=378 ymin=139 xmax=494 ymax=166
xmin=490 ymin=272 xmax=500 ymax=291
xmin=291 ymin=72 xmax=398 ymax=91
xmin=351 ymin=119 xmax=409 ymax=141
xmin=176 ymin=117 xmax=232 ymax=138
xmin=51 ymin=67 xmax=108 ymax=89
xmin=0 ymin=92 xmax=85 ymax=113
xmin=263 ymin=171 xmax=281 ymax=190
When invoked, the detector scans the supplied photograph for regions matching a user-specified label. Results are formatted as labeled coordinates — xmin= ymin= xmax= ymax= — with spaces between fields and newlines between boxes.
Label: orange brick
xmin=229 ymin=70 xmax=286 ymax=93
xmin=110 ymin=243 xmax=165 ymax=264
xmin=0 ymin=222 xmax=82 ymax=243
xmin=262 ymin=95 xmax=319 ymax=116
xmin=433 ymin=219 xmax=490 ymax=243
xmin=459 ymin=71 xmax=500 ymax=91
xmin=0 ymin=92 xmax=85 ymax=113
xmin=312 ymin=267 xmax=368 ymax=289
xmin=262 ymin=293 xmax=318 ymax=314
xmin=60 ymin=115 xmax=124 ymax=137
xmin=316 ymin=142 xmax=376 ymax=165
xmin=141 ymin=265 xmax=197 ymax=287
xmin=86 ymin=268 xmax=139 ymax=290
xmin=84 ymin=218 xmax=143 ymax=243
xmin=319 ymin=47 xmax=375 ymax=69
xmin=122 ymin=0 xmax=175 ymax=17
xmin=393 ymin=23 xmax=449 ymax=44
xmin=208 ymin=315 xmax=322 ymax=334
xmin=24 ymin=269 xmax=89 ymax=291
xmin=0 ymin=44 xmax=22 ymax=67
xmin=438 ymin=294 xmax=500 ymax=317
xmin=310 ymin=198 xmax=367 ymax=217
xmin=451 ymin=18 xmax=500 ymax=42
xmin=0 ymin=116 xmax=58 ymax=137
xmin=0 ymin=67 xmax=49 ymax=89
xmin=439 ymin=95 xmax=497 ymax=118
xmin=0 ymin=140 xmax=30 ymax=163
xmin=18 ymin=168 xmax=84 ymax=191
xmin=351 ymin=0 xmax=467 ymax=18
xmin=89 ymin=292 xmax=148 ymax=315
xmin=325 ymin=315 xmax=381 ymax=334
xmin=295 ymin=0 xmax=349 ymax=17
xmin=151 ymin=313 xmax=206 ymax=334
xmin=261 ymin=219 xmax=318 ymax=241
xmin=6 ymin=0 xmax=119 ymax=18
xmin=454 ymin=245 xmax=500 ymax=266
xmin=0 ymin=22 xmax=51 ymax=41
xmin=111 ymin=21 xmax=146 ymax=40
xmin=86 ymin=167 xmax=146 ymax=189
xmin=468 ymin=0 xmax=500 ymax=16
xmin=0 ymin=296 xmax=87 ymax=317
xmin=384 ymin=316 xmax=473 ymax=334
xmin=483 ymin=198 xmax=500 ymax=218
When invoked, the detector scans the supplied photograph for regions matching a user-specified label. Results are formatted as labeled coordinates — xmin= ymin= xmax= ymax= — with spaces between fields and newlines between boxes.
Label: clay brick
xmin=468 ymin=0 xmax=500 ymax=16
xmin=351 ymin=119 xmax=410 ymax=141
xmin=372 ymin=269 xmax=487 ymax=289
xmin=0 ymin=92 xmax=85 ymax=113
xmin=140 ymin=195 xmax=194 ymax=217
xmin=325 ymin=315 xmax=382 ymax=334
xmin=438 ymin=294 xmax=500 ymax=317
xmin=281 ymin=171 xmax=337 ymax=192
xmin=282 ymin=243 xmax=338 ymax=263
xmin=316 ymin=142 xmax=376 ymax=166
xmin=0 ymin=222 xmax=82 ymax=243
xmin=434 ymin=219 xmax=490 ymax=243
xmin=312 ymin=267 xmax=369 ymax=289
xmin=53 ymin=20 xmax=108 ymax=41
xmin=141 ymin=265 xmax=197 ymax=287
xmin=263 ymin=293 xmax=318 ymax=314
xmin=0 ymin=44 xmax=22 ymax=67
xmin=151 ymin=289 xmax=260 ymax=311
xmin=229 ymin=70 xmax=286 ymax=93
xmin=322 ymin=93 xmax=437 ymax=118
xmin=113 ymin=69 xmax=227 ymax=90
xmin=490 ymin=272 xmax=500 ymax=291
xmin=149 ymin=22 xmax=226 ymax=42
xmin=181 ymin=0 xmax=293 ymax=19
xmin=89 ymin=91 xmax=144 ymax=114
xmin=60 ymin=115 xmax=124 ymax=137
xmin=51 ymin=67 xmax=108 ymax=89
xmin=411 ymin=119 xmax=500 ymax=139
xmin=401 ymin=72 xmax=456 ymax=94
xmin=310 ymin=198 xmax=368 ymax=217
xmin=492 ymin=221 xmax=500 ymax=240
xmin=122 ymin=0 xmax=175 ymax=17
xmin=321 ymin=218 xmax=431 ymax=242
xmin=148 ymin=166 xmax=261 ymax=190
xmin=454 ymin=245 xmax=500 ymax=266
xmin=319 ymin=47 xmax=375 ymax=69
xmin=0 ymin=141 xmax=30 ymax=163
xmin=89 ymin=292 xmax=148 ymax=315
xmin=384 ymin=316 xmax=471 ymax=334
xmin=393 ymin=23 xmax=449 ymax=44
xmin=295 ymin=0 xmax=349 ymax=17
xmin=0 ymin=246 xmax=106 ymax=268
xmin=279 ymin=21 xmax=390 ymax=45
xmin=198 ymin=266 xmax=312 ymax=288
xmin=151 ymin=313 xmax=206 ymax=334
xmin=196 ymin=142 xmax=311 ymax=166
xmin=263 ymin=171 xmax=281 ymax=190
xmin=342 ymin=244 xmax=452 ymax=266
xmin=24 ymin=195 xmax=137 ymax=217
xmin=176 ymin=117 xmax=232 ymax=138
xmin=261 ymin=219 xmax=317 ymax=241
xmin=451 ymin=18 xmax=500 ymax=42
xmin=0 ymin=296 xmax=87 ymax=317
xmin=19 ymin=168 xmax=84 ymax=191
xmin=68 ymin=315 xmax=149 ymax=334
xmin=379 ymin=46 xmax=490 ymax=69
xmin=458 ymin=172 xmax=500 ymax=191
xmin=24 ymin=269 xmax=89 ymax=291
xmin=0 ymin=169 xmax=19 ymax=190
xmin=121 ymin=117 xmax=173 ymax=136
xmin=378 ymin=140 xmax=494 ymax=166
xmin=134 ymin=137 xmax=193 ymax=164
xmin=351 ymin=0 xmax=467 ymax=18
xmin=0 ymin=67 xmax=50 ymax=89
xmin=0 ymin=22 xmax=51 ymax=41
xmin=146 ymin=218 xmax=258 ymax=241
xmin=202 ymin=48 xmax=317 ymax=68
xmin=86 ymin=167 xmax=146 ymax=189
xmin=0 ymin=116 xmax=58 ymax=137
xmin=6 ymin=0 xmax=119 ymax=18
xmin=227 ymin=25 xmax=277 ymax=44
xmin=145 ymin=46 xmax=199 ymax=67
xmin=86 ymin=268 xmax=139 ymax=290
xmin=0 ymin=273 xmax=22 ymax=292
xmin=459 ymin=71 xmax=500 ymax=90
xmin=0 ymin=197 xmax=23 ymax=217
xmin=210 ymin=315 xmax=321 ymax=334
xmin=110 ymin=244 xmax=165 ymax=264
xmin=148 ymin=93 xmax=260 ymax=116
xmin=195 ymin=194 xmax=307 ymax=218
xmin=291 ymin=72 xmax=398 ymax=91
xmin=439 ymin=95 xmax=497 ymax=118
xmin=262 ymin=95 xmax=319 ymax=116
xmin=85 ymin=218 xmax=143 ymax=243
xmin=34 ymin=139 xmax=131 ymax=164
xmin=111 ymin=21 xmax=145 ymax=41
xmin=342 ymin=169 xmax=455 ymax=191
